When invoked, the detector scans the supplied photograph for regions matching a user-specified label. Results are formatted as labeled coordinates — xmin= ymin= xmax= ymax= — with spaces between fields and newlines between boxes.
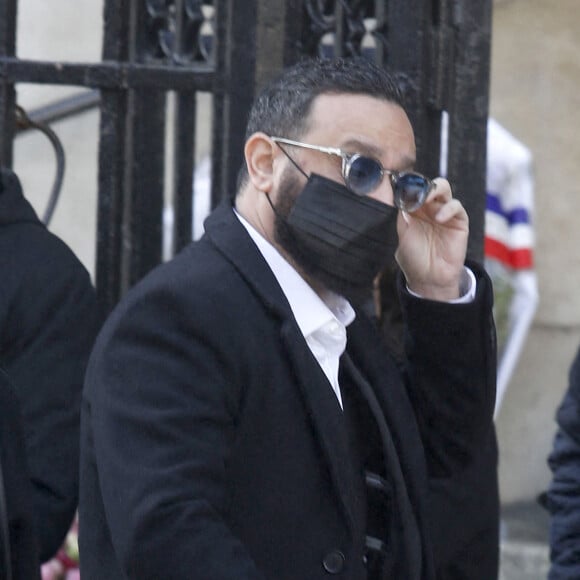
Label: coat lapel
xmin=204 ymin=202 xmax=358 ymax=535
xmin=279 ymin=320 xmax=359 ymax=535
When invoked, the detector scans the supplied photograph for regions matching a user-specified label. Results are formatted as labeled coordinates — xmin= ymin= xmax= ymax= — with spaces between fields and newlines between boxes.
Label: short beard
xmin=271 ymin=169 xmax=374 ymax=306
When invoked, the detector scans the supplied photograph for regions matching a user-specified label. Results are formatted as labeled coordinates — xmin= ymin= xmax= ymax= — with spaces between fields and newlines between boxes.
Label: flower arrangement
xmin=41 ymin=515 xmax=79 ymax=580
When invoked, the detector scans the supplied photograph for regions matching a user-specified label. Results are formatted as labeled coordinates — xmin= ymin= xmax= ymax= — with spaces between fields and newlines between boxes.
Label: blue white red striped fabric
xmin=484 ymin=118 xmax=535 ymax=270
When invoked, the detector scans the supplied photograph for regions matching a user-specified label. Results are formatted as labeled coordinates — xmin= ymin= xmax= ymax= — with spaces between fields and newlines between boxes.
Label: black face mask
xmin=272 ymin=173 xmax=399 ymax=304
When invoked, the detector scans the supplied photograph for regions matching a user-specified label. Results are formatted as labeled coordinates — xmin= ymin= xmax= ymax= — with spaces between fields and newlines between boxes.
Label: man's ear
xmin=244 ymin=132 xmax=276 ymax=192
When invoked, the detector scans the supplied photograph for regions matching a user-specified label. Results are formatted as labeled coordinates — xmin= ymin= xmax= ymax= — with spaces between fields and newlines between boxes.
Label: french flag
xmin=484 ymin=118 xmax=535 ymax=270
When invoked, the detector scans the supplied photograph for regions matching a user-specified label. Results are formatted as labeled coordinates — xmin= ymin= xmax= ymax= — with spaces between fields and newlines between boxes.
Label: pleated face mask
xmin=274 ymin=173 xmax=399 ymax=304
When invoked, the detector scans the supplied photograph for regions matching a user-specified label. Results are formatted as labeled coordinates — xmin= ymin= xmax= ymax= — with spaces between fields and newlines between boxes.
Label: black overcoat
xmin=0 ymin=168 xmax=100 ymax=561
xmin=79 ymin=201 xmax=496 ymax=579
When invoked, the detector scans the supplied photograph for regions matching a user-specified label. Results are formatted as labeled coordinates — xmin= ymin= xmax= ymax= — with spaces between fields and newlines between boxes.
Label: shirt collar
xmin=234 ymin=209 xmax=355 ymax=337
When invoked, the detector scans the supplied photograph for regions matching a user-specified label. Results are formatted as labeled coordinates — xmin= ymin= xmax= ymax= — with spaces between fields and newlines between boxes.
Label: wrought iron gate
xmin=0 ymin=0 xmax=491 ymax=315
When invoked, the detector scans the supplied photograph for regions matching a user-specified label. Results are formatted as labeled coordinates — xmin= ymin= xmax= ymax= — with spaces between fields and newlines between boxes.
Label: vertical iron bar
xmin=125 ymin=1 xmax=166 ymax=286
xmin=373 ymin=0 xmax=387 ymax=67
xmin=446 ymin=0 xmax=491 ymax=261
xmin=282 ymin=0 xmax=304 ymax=65
xmin=96 ymin=0 xmax=132 ymax=314
xmin=210 ymin=0 xmax=226 ymax=209
xmin=0 ymin=0 xmax=17 ymax=168
xmin=211 ymin=0 xmax=258 ymax=207
xmin=173 ymin=90 xmax=196 ymax=250
xmin=254 ymin=0 xmax=292 ymax=89
xmin=171 ymin=0 xmax=196 ymax=252
xmin=334 ymin=1 xmax=345 ymax=58
xmin=387 ymin=0 xmax=441 ymax=179
xmin=125 ymin=89 xmax=166 ymax=285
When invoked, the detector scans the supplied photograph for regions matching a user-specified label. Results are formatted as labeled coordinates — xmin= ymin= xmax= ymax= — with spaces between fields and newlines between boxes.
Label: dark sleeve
xmin=83 ymin=285 xmax=266 ymax=579
xmin=547 ymin=346 xmax=580 ymax=579
xmin=398 ymin=261 xmax=497 ymax=477
xmin=0 ymin=370 xmax=41 ymax=580
xmin=1 ymin=235 xmax=100 ymax=562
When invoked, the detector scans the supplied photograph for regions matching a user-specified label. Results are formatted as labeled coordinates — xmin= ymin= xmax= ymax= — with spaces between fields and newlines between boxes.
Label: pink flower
xmin=41 ymin=559 xmax=64 ymax=580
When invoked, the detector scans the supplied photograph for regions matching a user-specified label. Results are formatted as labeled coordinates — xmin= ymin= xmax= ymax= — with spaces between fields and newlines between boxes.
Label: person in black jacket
xmin=547 ymin=344 xmax=580 ymax=579
xmin=0 ymin=368 xmax=40 ymax=580
xmin=79 ymin=57 xmax=496 ymax=579
xmin=0 ymin=167 xmax=100 ymax=563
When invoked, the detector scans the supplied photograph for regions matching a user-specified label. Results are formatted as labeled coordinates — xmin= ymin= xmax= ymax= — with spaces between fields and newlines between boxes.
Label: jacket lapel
xmin=204 ymin=202 xmax=358 ymax=535
xmin=279 ymin=320 xmax=359 ymax=535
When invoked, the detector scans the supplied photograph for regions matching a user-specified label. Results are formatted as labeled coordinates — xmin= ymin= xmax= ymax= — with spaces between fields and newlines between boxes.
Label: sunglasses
xmin=271 ymin=136 xmax=433 ymax=212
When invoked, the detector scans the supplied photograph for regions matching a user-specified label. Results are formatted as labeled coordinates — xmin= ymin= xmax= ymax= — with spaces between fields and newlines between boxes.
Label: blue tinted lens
xmin=394 ymin=172 xmax=431 ymax=212
xmin=346 ymin=156 xmax=383 ymax=195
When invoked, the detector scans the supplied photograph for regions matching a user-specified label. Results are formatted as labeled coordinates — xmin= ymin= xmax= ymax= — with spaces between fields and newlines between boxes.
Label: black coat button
xmin=323 ymin=550 xmax=345 ymax=574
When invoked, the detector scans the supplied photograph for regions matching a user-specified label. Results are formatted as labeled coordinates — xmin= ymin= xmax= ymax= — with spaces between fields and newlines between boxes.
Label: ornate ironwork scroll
xmin=145 ymin=0 xmax=215 ymax=64
xmin=301 ymin=0 xmax=386 ymax=60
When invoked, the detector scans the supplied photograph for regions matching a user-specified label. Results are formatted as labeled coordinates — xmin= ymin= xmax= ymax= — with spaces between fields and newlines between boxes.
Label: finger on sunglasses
xmin=434 ymin=198 xmax=468 ymax=225
xmin=416 ymin=178 xmax=451 ymax=210
xmin=429 ymin=178 xmax=453 ymax=200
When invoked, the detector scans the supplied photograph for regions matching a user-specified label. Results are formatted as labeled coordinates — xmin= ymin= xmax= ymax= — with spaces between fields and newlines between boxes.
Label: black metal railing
xmin=0 ymin=0 xmax=491 ymax=315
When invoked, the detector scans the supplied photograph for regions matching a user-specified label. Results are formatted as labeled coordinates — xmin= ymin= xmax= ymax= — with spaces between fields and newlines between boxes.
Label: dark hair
xmin=236 ymin=57 xmax=407 ymax=192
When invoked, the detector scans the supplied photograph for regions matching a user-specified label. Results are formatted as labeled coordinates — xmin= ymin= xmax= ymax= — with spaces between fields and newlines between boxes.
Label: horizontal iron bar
xmin=17 ymin=89 xmax=100 ymax=130
xmin=0 ymin=57 xmax=215 ymax=91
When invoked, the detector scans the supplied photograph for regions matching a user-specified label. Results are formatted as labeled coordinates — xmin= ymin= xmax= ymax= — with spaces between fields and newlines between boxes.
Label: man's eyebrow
xmin=340 ymin=138 xmax=382 ymax=157
xmin=340 ymin=138 xmax=416 ymax=169
xmin=399 ymin=155 xmax=417 ymax=170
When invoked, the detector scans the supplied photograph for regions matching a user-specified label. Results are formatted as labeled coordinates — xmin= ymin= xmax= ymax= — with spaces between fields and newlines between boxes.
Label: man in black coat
xmin=79 ymin=57 xmax=496 ymax=579
xmin=0 ymin=168 xmax=100 ymax=562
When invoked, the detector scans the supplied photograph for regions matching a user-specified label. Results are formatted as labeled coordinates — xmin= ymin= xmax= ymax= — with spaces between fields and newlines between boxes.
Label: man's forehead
xmin=305 ymin=95 xmax=417 ymax=167
xmin=307 ymin=93 xmax=412 ymax=136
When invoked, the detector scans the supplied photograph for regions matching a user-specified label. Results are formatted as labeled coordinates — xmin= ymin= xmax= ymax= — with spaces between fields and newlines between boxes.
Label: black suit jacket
xmin=79 ymin=201 xmax=496 ymax=580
